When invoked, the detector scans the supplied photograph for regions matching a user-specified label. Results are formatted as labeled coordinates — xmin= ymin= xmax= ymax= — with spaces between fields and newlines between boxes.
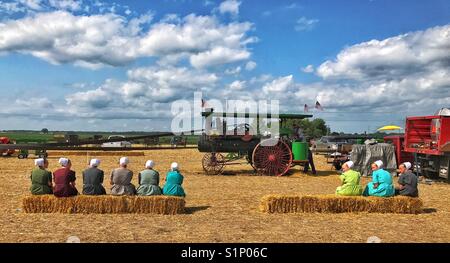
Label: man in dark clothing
xmin=82 ymin=159 xmax=106 ymax=195
xmin=395 ymin=162 xmax=419 ymax=197
xmin=303 ymin=140 xmax=317 ymax=175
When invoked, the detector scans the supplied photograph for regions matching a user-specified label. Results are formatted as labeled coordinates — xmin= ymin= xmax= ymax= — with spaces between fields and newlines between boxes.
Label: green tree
xmin=41 ymin=128 xmax=49 ymax=134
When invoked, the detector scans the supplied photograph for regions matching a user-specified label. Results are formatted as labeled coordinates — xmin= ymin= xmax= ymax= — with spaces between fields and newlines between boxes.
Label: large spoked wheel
xmin=202 ymin=153 xmax=225 ymax=175
xmin=252 ymin=139 xmax=293 ymax=176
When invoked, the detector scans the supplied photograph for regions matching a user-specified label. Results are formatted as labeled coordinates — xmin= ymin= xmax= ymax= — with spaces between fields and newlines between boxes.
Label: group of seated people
xmin=30 ymin=157 xmax=186 ymax=197
xmin=335 ymin=159 xmax=419 ymax=197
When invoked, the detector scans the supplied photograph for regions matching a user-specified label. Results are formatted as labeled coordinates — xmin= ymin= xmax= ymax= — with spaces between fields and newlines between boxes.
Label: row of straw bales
xmin=23 ymin=195 xmax=185 ymax=214
xmin=260 ymin=194 xmax=423 ymax=214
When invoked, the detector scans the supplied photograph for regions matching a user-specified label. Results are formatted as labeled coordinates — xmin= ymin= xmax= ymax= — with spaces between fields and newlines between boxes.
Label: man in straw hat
xmin=395 ymin=162 xmax=419 ymax=197
xmin=363 ymin=160 xmax=395 ymax=197
xmin=336 ymin=161 xmax=363 ymax=196
xmin=30 ymin=158 xmax=53 ymax=195
xmin=82 ymin=159 xmax=106 ymax=195
xmin=110 ymin=157 xmax=136 ymax=196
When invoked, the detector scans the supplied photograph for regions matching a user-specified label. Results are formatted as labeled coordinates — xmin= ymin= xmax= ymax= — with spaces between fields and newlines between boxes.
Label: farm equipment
xmin=0 ymin=137 xmax=15 ymax=156
xmin=170 ymin=135 xmax=187 ymax=148
xmin=0 ymin=131 xmax=199 ymax=159
xmin=198 ymin=111 xmax=313 ymax=176
xmin=402 ymin=113 xmax=450 ymax=181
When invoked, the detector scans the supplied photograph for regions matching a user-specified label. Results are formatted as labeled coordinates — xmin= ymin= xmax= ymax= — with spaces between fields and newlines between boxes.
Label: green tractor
xmin=18 ymin=149 xmax=48 ymax=159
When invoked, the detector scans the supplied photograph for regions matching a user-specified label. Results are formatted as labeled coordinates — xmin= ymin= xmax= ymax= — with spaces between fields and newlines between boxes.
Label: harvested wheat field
xmin=1 ymin=149 xmax=449 ymax=243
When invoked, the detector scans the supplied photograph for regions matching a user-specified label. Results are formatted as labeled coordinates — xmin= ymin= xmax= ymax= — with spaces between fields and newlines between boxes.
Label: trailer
xmin=403 ymin=114 xmax=450 ymax=182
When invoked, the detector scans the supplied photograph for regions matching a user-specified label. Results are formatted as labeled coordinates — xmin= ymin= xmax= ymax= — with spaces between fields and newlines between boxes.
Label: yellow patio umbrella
xmin=377 ymin=125 xmax=403 ymax=131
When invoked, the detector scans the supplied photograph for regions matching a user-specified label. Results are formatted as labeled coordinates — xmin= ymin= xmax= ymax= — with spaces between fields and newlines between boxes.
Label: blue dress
xmin=162 ymin=171 xmax=186 ymax=197
xmin=363 ymin=169 xmax=395 ymax=197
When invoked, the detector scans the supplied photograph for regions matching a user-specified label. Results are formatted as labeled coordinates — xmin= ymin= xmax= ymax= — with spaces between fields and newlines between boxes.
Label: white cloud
xmin=15 ymin=97 xmax=53 ymax=108
xmin=66 ymin=66 xmax=219 ymax=114
xmin=225 ymin=66 xmax=241 ymax=75
xmin=245 ymin=61 xmax=257 ymax=71
xmin=262 ymin=75 xmax=294 ymax=94
xmin=218 ymin=0 xmax=241 ymax=16
xmin=317 ymin=24 xmax=450 ymax=80
xmin=295 ymin=17 xmax=319 ymax=31
xmin=19 ymin=0 xmax=43 ymax=10
xmin=228 ymin=80 xmax=246 ymax=90
xmin=48 ymin=0 xmax=81 ymax=11
xmin=190 ymin=46 xmax=250 ymax=68
xmin=301 ymin=64 xmax=314 ymax=73
xmin=0 ymin=11 xmax=255 ymax=69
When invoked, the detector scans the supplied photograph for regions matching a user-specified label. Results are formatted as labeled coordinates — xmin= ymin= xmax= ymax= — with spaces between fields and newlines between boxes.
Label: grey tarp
xmin=350 ymin=143 xmax=397 ymax=176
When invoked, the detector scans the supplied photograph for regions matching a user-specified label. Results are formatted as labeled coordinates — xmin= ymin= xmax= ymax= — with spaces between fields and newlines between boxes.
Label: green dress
xmin=336 ymin=169 xmax=363 ymax=196
xmin=137 ymin=169 xmax=162 ymax=196
xmin=162 ymin=171 xmax=185 ymax=197
xmin=30 ymin=167 xmax=53 ymax=195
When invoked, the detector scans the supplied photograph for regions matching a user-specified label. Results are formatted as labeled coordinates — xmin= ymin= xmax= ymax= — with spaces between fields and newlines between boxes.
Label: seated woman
xmin=363 ymin=160 xmax=395 ymax=197
xmin=53 ymin=158 xmax=78 ymax=197
xmin=162 ymin=162 xmax=186 ymax=197
xmin=335 ymin=161 xmax=363 ymax=196
xmin=395 ymin=162 xmax=419 ymax=197
xmin=137 ymin=160 xmax=162 ymax=196
xmin=110 ymin=157 xmax=136 ymax=196
xmin=82 ymin=159 xmax=106 ymax=195
xmin=30 ymin=158 xmax=53 ymax=195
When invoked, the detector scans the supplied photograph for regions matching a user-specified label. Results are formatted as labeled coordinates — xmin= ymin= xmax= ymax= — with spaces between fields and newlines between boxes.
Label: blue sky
xmin=0 ymin=0 xmax=449 ymax=132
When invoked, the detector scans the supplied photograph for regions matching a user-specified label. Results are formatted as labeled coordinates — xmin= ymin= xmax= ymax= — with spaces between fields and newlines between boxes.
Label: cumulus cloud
xmin=301 ymin=64 xmax=314 ymax=73
xmin=218 ymin=0 xmax=241 ymax=16
xmin=262 ymin=75 xmax=294 ymax=94
xmin=317 ymin=24 xmax=450 ymax=80
xmin=295 ymin=17 xmax=319 ymax=31
xmin=66 ymin=66 xmax=219 ymax=114
xmin=48 ymin=0 xmax=81 ymax=11
xmin=15 ymin=97 xmax=53 ymax=108
xmin=0 ymin=11 xmax=255 ymax=69
xmin=228 ymin=80 xmax=246 ymax=90
xmin=245 ymin=61 xmax=257 ymax=71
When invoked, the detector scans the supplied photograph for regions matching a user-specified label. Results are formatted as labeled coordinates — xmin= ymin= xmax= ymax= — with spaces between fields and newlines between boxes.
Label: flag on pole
xmin=304 ymin=104 xmax=309 ymax=113
xmin=315 ymin=101 xmax=323 ymax=111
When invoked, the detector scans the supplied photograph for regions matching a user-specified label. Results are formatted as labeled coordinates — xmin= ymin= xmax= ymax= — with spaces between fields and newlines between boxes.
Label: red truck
xmin=0 ymin=137 xmax=16 ymax=156
xmin=402 ymin=114 xmax=450 ymax=181
xmin=383 ymin=113 xmax=450 ymax=182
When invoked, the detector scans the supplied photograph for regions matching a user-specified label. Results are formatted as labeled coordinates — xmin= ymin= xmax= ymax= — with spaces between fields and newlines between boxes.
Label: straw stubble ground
xmin=0 ymin=149 xmax=449 ymax=242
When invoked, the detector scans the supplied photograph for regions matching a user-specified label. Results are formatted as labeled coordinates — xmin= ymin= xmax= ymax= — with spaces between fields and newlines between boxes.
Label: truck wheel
xmin=18 ymin=154 xmax=26 ymax=159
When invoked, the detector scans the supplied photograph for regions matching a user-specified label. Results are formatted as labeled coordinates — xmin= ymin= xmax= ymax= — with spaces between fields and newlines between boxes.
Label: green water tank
xmin=292 ymin=142 xmax=308 ymax=161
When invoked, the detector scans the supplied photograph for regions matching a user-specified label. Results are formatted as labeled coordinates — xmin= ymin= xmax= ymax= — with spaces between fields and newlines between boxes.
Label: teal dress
xmin=162 ymin=171 xmax=185 ymax=197
xmin=363 ymin=169 xmax=395 ymax=197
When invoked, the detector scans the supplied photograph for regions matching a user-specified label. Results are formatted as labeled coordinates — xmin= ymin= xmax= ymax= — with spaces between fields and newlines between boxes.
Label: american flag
xmin=304 ymin=104 xmax=309 ymax=112
xmin=315 ymin=101 xmax=323 ymax=111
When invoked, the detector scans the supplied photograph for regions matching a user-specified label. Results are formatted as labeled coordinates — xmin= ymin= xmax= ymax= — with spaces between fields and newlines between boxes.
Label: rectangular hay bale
xmin=260 ymin=194 xmax=423 ymax=214
xmin=22 ymin=195 xmax=185 ymax=214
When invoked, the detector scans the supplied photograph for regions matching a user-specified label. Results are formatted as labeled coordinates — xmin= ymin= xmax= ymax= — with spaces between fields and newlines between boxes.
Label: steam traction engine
xmin=197 ymin=111 xmax=313 ymax=176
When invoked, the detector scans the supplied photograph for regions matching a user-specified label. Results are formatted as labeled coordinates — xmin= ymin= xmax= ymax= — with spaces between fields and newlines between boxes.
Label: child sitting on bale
xmin=162 ymin=162 xmax=186 ymax=197
xmin=335 ymin=161 xmax=363 ymax=196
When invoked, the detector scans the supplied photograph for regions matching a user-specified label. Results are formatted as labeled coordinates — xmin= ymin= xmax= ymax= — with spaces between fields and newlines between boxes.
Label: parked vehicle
xmin=101 ymin=135 xmax=132 ymax=148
